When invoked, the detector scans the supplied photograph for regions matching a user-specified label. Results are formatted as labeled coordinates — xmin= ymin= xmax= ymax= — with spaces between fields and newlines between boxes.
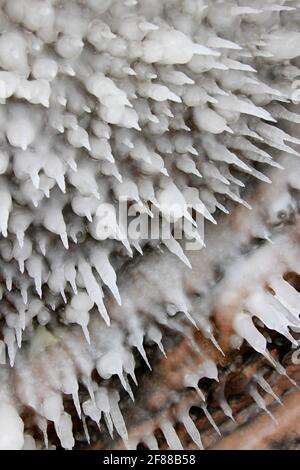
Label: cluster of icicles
xmin=1 ymin=0 xmax=300 ymax=450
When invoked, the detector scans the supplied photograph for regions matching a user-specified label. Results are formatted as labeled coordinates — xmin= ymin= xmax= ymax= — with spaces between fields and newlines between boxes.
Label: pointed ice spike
xmin=163 ymin=236 xmax=192 ymax=268
xmin=78 ymin=258 xmax=110 ymax=325
xmin=265 ymin=353 xmax=299 ymax=390
xmin=182 ymin=309 xmax=198 ymax=328
xmin=122 ymin=374 xmax=135 ymax=402
xmin=218 ymin=388 xmax=235 ymax=421
xmin=85 ymin=381 xmax=95 ymax=404
xmin=29 ymin=169 xmax=40 ymax=189
xmin=64 ymin=262 xmax=78 ymax=295
xmin=104 ymin=412 xmax=114 ymax=438
xmin=60 ymin=231 xmax=69 ymax=249
xmin=184 ymin=374 xmax=205 ymax=401
xmin=157 ymin=341 xmax=167 ymax=357
xmin=91 ymin=250 xmax=121 ymax=305
xmin=16 ymin=231 xmax=24 ymax=247
xmin=4 ymin=328 xmax=16 ymax=367
xmin=246 ymin=291 xmax=299 ymax=346
xmin=20 ymin=282 xmax=29 ymax=304
xmin=82 ymin=398 xmax=101 ymax=425
xmin=136 ymin=342 xmax=151 ymax=370
xmin=109 ymin=392 xmax=128 ymax=442
xmin=72 ymin=390 xmax=81 ymax=419
xmin=249 ymin=387 xmax=278 ymax=424
xmin=36 ymin=417 xmax=49 ymax=449
xmin=18 ymin=258 xmax=24 ymax=273
xmin=126 ymin=360 xmax=138 ymax=386
xmin=26 ymin=255 xmax=44 ymax=298
xmin=201 ymin=404 xmax=221 ymax=436
xmin=207 ymin=36 xmax=241 ymax=50
xmin=226 ymin=190 xmax=252 ymax=210
xmin=5 ymin=275 xmax=12 ymax=291
xmin=42 ymin=198 xmax=68 ymax=245
xmin=144 ymin=434 xmax=159 ymax=450
xmin=215 ymin=201 xmax=229 ymax=214
xmin=268 ymin=104 xmax=300 ymax=124
xmin=208 ymin=332 xmax=224 ymax=356
xmin=82 ymin=415 xmax=90 ymax=445
xmin=82 ymin=324 xmax=90 ymax=344
xmin=15 ymin=327 xmax=22 ymax=348
xmin=215 ymin=95 xmax=275 ymax=122
xmin=0 ymin=183 xmax=12 ymax=237
xmin=55 ymin=412 xmax=75 ymax=450
xmin=233 ymin=312 xmax=267 ymax=355
xmin=180 ymin=411 xmax=203 ymax=450
xmin=161 ymin=421 xmax=183 ymax=451
xmin=117 ymin=371 xmax=128 ymax=393
xmin=254 ymin=374 xmax=282 ymax=405
xmin=269 ymin=276 xmax=300 ymax=321
xmin=147 ymin=325 xmax=166 ymax=357
xmin=131 ymin=239 xmax=143 ymax=255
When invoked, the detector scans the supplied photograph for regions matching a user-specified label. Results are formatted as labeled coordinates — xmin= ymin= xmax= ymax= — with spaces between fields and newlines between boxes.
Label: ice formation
xmin=0 ymin=0 xmax=300 ymax=450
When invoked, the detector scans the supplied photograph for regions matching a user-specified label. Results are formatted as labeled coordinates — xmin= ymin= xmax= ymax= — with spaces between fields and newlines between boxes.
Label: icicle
xmin=65 ymin=305 xmax=91 ymax=344
xmin=90 ymin=249 xmax=121 ymax=305
xmin=215 ymin=95 xmax=276 ymax=122
xmin=147 ymin=325 xmax=166 ymax=357
xmin=249 ymin=387 xmax=278 ymax=424
xmin=180 ymin=410 xmax=203 ymax=449
xmin=184 ymin=372 xmax=205 ymax=400
xmin=42 ymin=197 xmax=69 ymax=249
xmin=26 ymin=255 xmax=44 ymax=298
xmin=20 ymin=279 xmax=29 ymax=304
xmin=233 ymin=312 xmax=267 ymax=355
xmin=254 ymin=373 xmax=282 ymax=406
xmin=183 ymin=188 xmax=216 ymax=224
xmin=269 ymin=276 xmax=300 ymax=321
xmin=109 ymin=391 xmax=128 ymax=442
xmin=8 ymin=210 xmax=33 ymax=248
xmin=161 ymin=421 xmax=183 ymax=450
xmin=4 ymin=327 xmax=17 ymax=366
xmin=0 ymin=181 xmax=12 ymax=237
xmin=6 ymin=112 xmax=37 ymax=151
xmin=217 ymin=386 xmax=234 ymax=421
xmin=176 ymin=156 xmax=202 ymax=177
xmin=36 ymin=417 xmax=49 ymax=449
xmin=246 ymin=291 xmax=298 ymax=345
xmin=207 ymin=37 xmax=241 ymax=50
xmin=264 ymin=353 xmax=299 ymax=390
xmin=82 ymin=415 xmax=90 ymax=444
xmin=201 ymin=404 xmax=221 ymax=436
xmin=82 ymin=399 xmax=101 ymax=428
xmin=144 ymin=434 xmax=159 ymax=450
xmin=78 ymin=258 xmax=110 ymax=325
xmin=163 ymin=235 xmax=192 ymax=268
xmin=129 ymin=330 xmax=151 ymax=370
xmin=64 ymin=261 xmax=78 ymax=295
xmin=268 ymin=104 xmax=300 ymax=124
xmin=55 ymin=412 xmax=75 ymax=450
